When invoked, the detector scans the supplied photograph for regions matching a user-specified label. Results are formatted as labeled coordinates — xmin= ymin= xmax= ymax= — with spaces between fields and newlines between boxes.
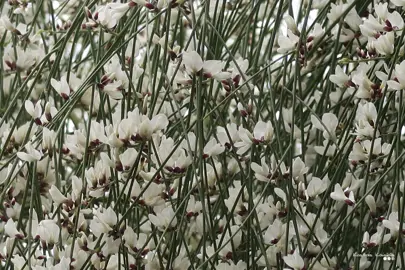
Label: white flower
xmin=364 ymin=195 xmax=376 ymax=216
xmin=102 ymin=80 xmax=124 ymax=100
xmin=119 ymin=148 xmax=139 ymax=171
xmin=361 ymin=4 xmax=403 ymax=38
xmin=0 ymin=164 xmax=13 ymax=185
xmin=90 ymin=121 xmax=108 ymax=145
xmin=283 ymin=249 xmax=305 ymax=270
xmin=253 ymin=120 xmax=274 ymax=143
xmin=352 ymin=71 xmax=375 ymax=99
xmin=217 ymin=123 xmax=239 ymax=147
xmin=203 ymin=138 xmax=225 ymax=158
xmin=277 ymin=29 xmax=299 ymax=53
xmin=382 ymin=7 xmax=404 ymax=31
xmin=0 ymin=16 xmax=16 ymax=32
xmin=148 ymin=206 xmax=177 ymax=231
xmin=139 ymin=114 xmax=169 ymax=140
xmin=123 ymin=227 xmax=150 ymax=254
xmin=49 ymin=185 xmax=68 ymax=205
xmin=51 ymin=76 xmax=71 ymax=99
xmin=172 ymin=251 xmax=191 ymax=270
xmin=224 ymin=181 xmax=246 ymax=215
xmin=328 ymin=3 xmax=355 ymax=27
xmin=308 ymin=23 xmax=325 ymax=45
xmin=96 ymin=5 xmax=126 ymax=29
xmin=42 ymin=127 xmax=56 ymax=153
xmin=216 ymin=225 xmax=242 ymax=257
xmin=25 ymin=100 xmax=42 ymax=123
xmin=234 ymin=127 xmax=254 ymax=155
xmin=382 ymin=212 xmax=403 ymax=238
xmin=108 ymin=2 xmax=131 ymax=16
xmin=362 ymin=226 xmax=391 ymax=248
xmin=360 ymin=15 xmax=384 ymax=37
xmin=3 ymin=45 xmax=37 ymax=71
xmin=354 ymin=256 xmax=371 ymax=270
xmin=202 ymin=60 xmax=227 ymax=79
xmin=306 ymin=176 xmax=329 ymax=198
xmin=312 ymin=256 xmax=337 ymax=270
xmin=349 ymin=142 xmax=368 ymax=162
xmin=374 ymin=3 xmax=388 ymax=20
xmin=263 ymin=219 xmax=284 ymax=245
xmin=37 ymin=220 xmax=60 ymax=246
xmin=387 ymin=60 xmax=405 ymax=90
xmin=17 ymin=142 xmax=42 ymax=162
xmin=5 ymin=219 xmax=24 ymax=239
xmin=314 ymin=139 xmax=336 ymax=156
xmin=284 ymin=15 xmax=298 ymax=34
xmin=330 ymin=66 xmax=350 ymax=88
xmin=251 ymin=157 xmax=272 ymax=182
xmin=292 ymin=157 xmax=308 ymax=183
xmin=373 ymin=32 xmax=395 ymax=55
xmin=311 ymin=113 xmax=338 ymax=141
xmin=186 ymin=195 xmax=202 ymax=216
xmin=282 ymin=107 xmax=301 ymax=139
xmin=217 ymin=260 xmax=247 ymax=270
xmin=205 ymin=163 xmax=223 ymax=187
xmin=71 ymin=175 xmax=83 ymax=202
xmin=138 ymin=182 xmax=165 ymax=206
xmin=117 ymin=119 xmax=135 ymax=141
xmin=182 ymin=51 xmax=203 ymax=74
xmin=356 ymin=102 xmax=377 ymax=124
xmin=90 ymin=207 xmax=119 ymax=237
xmin=354 ymin=120 xmax=378 ymax=141
xmin=330 ymin=183 xmax=355 ymax=206
xmin=349 ymin=138 xmax=391 ymax=168
xmin=273 ymin=190 xmax=286 ymax=206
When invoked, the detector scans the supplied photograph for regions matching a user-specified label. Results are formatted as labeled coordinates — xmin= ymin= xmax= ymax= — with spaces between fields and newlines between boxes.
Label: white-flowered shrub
xmin=1 ymin=0 xmax=405 ymax=269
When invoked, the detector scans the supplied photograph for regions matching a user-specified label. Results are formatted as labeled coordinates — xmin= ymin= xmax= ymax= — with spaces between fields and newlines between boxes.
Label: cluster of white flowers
xmin=2 ymin=0 xmax=405 ymax=269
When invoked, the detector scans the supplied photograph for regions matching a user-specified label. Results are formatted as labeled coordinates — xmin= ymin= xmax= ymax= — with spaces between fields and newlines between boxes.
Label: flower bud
xmin=85 ymin=7 xmax=92 ymax=19
xmin=284 ymin=15 xmax=299 ymax=35
xmin=365 ymin=195 xmax=376 ymax=214
xmin=49 ymin=185 xmax=68 ymax=205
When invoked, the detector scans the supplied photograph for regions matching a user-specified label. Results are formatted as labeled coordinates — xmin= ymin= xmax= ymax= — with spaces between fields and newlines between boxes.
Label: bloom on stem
xmin=51 ymin=76 xmax=71 ymax=100
xmin=17 ymin=142 xmax=42 ymax=162
xmin=283 ymin=249 xmax=305 ymax=270
xmin=148 ymin=206 xmax=177 ymax=231
xmin=277 ymin=29 xmax=299 ymax=53
xmin=182 ymin=51 xmax=203 ymax=74
xmin=311 ymin=113 xmax=338 ymax=141
xmin=330 ymin=183 xmax=355 ymax=206
xmin=387 ymin=60 xmax=405 ymax=90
